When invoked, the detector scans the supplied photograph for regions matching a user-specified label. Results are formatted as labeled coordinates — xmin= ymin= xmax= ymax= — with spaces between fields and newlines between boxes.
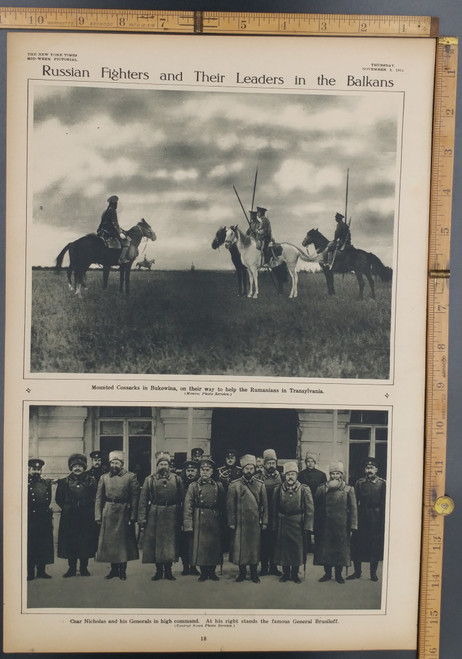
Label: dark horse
xmin=302 ymin=228 xmax=391 ymax=300
xmin=212 ymin=226 xmax=288 ymax=296
xmin=55 ymin=219 xmax=156 ymax=295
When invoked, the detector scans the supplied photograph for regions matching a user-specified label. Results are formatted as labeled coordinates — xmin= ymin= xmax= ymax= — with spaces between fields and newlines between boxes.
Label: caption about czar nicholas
xmin=30 ymin=53 xmax=401 ymax=88
xmin=69 ymin=616 xmax=340 ymax=627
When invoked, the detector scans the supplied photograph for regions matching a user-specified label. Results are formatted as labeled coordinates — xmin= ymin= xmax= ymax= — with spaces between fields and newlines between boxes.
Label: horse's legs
xmin=251 ymin=266 xmax=259 ymax=298
xmin=103 ymin=266 xmax=110 ymax=290
xmin=125 ymin=267 xmax=131 ymax=295
xmin=355 ymin=272 xmax=365 ymax=300
xmin=287 ymin=264 xmax=298 ymax=298
xmin=365 ymin=270 xmax=376 ymax=299
xmin=242 ymin=267 xmax=248 ymax=296
xmin=119 ymin=266 xmax=124 ymax=294
xmin=236 ymin=267 xmax=243 ymax=296
xmin=324 ymin=268 xmax=335 ymax=295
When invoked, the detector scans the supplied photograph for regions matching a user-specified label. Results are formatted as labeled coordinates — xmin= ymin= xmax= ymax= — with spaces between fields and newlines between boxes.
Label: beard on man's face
xmin=158 ymin=467 xmax=169 ymax=478
xmin=243 ymin=471 xmax=254 ymax=481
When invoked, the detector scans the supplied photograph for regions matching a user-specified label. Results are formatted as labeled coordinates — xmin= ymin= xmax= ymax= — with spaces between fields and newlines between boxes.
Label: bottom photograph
xmin=26 ymin=404 xmax=389 ymax=612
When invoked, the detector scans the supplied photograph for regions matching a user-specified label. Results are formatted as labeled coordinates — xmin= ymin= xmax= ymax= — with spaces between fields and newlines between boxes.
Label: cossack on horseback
xmin=322 ymin=212 xmax=351 ymax=267
xmin=97 ymin=195 xmax=131 ymax=264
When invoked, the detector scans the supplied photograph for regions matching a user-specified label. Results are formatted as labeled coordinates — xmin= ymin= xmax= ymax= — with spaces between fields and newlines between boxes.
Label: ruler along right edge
xmin=419 ymin=36 xmax=458 ymax=659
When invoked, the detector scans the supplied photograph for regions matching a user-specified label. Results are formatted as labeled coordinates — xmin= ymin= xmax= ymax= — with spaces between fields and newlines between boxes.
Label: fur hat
xmin=328 ymin=461 xmax=344 ymax=474
xmin=240 ymin=454 xmax=256 ymax=468
xmin=68 ymin=453 xmax=87 ymax=470
xmin=283 ymin=461 xmax=299 ymax=475
xmin=109 ymin=451 xmax=125 ymax=464
xmin=305 ymin=451 xmax=318 ymax=463
xmin=263 ymin=449 xmax=277 ymax=464
xmin=156 ymin=451 xmax=171 ymax=465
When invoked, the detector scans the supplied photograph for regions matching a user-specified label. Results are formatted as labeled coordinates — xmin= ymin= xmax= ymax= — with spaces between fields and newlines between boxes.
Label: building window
xmin=98 ymin=409 xmax=153 ymax=484
xmin=348 ymin=411 xmax=388 ymax=483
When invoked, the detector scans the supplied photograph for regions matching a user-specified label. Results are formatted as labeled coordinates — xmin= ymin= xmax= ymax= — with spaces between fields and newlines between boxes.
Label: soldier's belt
xmin=196 ymin=504 xmax=218 ymax=510
xmin=148 ymin=501 xmax=176 ymax=507
xmin=278 ymin=510 xmax=303 ymax=517
xmin=104 ymin=496 xmax=129 ymax=504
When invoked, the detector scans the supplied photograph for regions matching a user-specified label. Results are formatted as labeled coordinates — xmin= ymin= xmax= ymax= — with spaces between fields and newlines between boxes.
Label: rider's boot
xmin=119 ymin=246 xmax=130 ymax=264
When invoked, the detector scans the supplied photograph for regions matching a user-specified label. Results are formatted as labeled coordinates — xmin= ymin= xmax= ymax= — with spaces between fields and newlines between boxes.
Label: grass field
xmin=31 ymin=269 xmax=392 ymax=378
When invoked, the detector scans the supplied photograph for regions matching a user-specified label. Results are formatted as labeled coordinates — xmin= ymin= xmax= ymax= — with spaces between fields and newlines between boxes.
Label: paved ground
xmin=27 ymin=555 xmax=383 ymax=612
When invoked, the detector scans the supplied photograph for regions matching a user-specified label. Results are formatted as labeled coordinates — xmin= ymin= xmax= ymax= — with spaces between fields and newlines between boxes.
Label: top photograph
xmin=29 ymin=83 xmax=397 ymax=380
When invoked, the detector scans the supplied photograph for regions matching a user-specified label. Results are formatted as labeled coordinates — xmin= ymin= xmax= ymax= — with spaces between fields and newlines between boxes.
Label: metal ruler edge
xmin=0 ymin=8 xmax=438 ymax=37
xmin=419 ymin=35 xmax=458 ymax=659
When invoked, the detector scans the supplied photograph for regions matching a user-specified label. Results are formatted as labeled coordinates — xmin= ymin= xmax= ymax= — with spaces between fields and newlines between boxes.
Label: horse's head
xmin=212 ymin=226 xmax=226 ymax=250
xmin=302 ymin=228 xmax=325 ymax=251
xmin=138 ymin=218 xmax=157 ymax=241
xmin=224 ymin=226 xmax=237 ymax=250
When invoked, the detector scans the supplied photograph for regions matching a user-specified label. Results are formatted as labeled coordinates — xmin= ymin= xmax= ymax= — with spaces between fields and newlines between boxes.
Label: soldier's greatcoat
xmin=313 ymin=480 xmax=358 ymax=567
xmin=138 ymin=472 xmax=184 ymax=564
xmin=297 ymin=467 xmax=327 ymax=496
xmin=28 ymin=476 xmax=54 ymax=567
xmin=351 ymin=476 xmax=386 ymax=562
xmin=183 ymin=479 xmax=226 ymax=566
xmin=85 ymin=465 xmax=109 ymax=484
xmin=259 ymin=470 xmax=282 ymax=564
xmin=226 ymin=476 xmax=268 ymax=566
xmin=272 ymin=482 xmax=314 ymax=566
xmin=95 ymin=469 xmax=140 ymax=563
xmin=56 ymin=473 xmax=97 ymax=560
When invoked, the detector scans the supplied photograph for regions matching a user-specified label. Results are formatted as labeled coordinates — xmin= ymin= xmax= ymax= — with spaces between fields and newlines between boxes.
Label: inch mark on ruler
xmin=0 ymin=8 xmax=437 ymax=36
xmin=419 ymin=36 xmax=457 ymax=659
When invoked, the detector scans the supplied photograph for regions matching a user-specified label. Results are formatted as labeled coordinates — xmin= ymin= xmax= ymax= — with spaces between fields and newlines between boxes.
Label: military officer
xmin=259 ymin=449 xmax=283 ymax=577
xmin=272 ymin=462 xmax=314 ymax=583
xmin=227 ymin=454 xmax=268 ymax=584
xmin=347 ymin=458 xmax=386 ymax=582
xmin=138 ymin=452 xmax=184 ymax=581
xmin=27 ymin=458 xmax=54 ymax=580
xmin=314 ymin=461 xmax=358 ymax=584
xmin=97 ymin=195 xmax=131 ymax=263
xmin=298 ymin=452 xmax=327 ymax=496
xmin=179 ymin=460 xmax=200 ymax=576
xmin=56 ymin=454 xmax=98 ymax=577
xmin=183 ymin=457 xmax=226 ymax=582
xmin=322 ymin=212 xmax=351 ymax=266
xmin=191 ymin=447 xmax=204 ymax=463
xmin=256 ymin=206 xmax=274 ymax=265
xmin=218 ymin=449 xmax=242 ymax=491
xmin=85 ymin=450 xmax=109 ymax=484
xmin=255 ymin=456 xmax=265 ymax=477
xmin=95 ymin=451 xmax=140 ymax=580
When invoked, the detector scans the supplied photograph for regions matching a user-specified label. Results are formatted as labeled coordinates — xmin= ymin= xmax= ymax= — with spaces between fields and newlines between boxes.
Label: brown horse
xmin=302 ymin=228 xmax=391 ymax=300
xmin=55 ymin=219 xmax=156 ymax=295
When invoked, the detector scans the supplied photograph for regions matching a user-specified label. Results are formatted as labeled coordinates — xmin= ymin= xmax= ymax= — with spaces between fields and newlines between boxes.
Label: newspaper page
xmin=4 ymin=31 xmax=435 ymax=653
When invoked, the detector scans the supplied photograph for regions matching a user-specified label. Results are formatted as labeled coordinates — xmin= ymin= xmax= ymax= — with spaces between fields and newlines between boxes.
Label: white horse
xmin=224 ymin=225 xmax=313 ymax=299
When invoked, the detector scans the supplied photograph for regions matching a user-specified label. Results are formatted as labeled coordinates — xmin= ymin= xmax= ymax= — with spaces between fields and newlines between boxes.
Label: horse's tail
xmin=55 ymin=243 xmax=72 ymax=272
xmin=367 ymin=252 xmax=392 ymax=281
xmin=282 ymin=243 xmax=320 ymax=263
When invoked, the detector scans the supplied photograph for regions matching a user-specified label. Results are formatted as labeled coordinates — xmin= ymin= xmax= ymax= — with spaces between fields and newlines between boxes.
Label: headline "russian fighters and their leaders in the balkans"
xmin=27 ymin=451 xmax=386 ymax=585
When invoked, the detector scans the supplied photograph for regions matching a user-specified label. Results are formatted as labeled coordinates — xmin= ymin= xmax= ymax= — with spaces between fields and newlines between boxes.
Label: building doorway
xmin=210 ymin=408 xmax=298 ymax=464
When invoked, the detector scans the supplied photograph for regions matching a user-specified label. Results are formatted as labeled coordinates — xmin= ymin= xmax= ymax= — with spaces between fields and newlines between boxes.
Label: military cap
xmin=305 ymin=451 xmax=318 ymax=463
xmin=256 ymin=206 xmax=267 ymax=213
xmin=107 ymin=195 xmax=119 ymax=204
xmin=225 ymin=449 xmax=239 ymax=458
xmin=249 ymin=210 xmax=258 ymax=216
xmin=109 ymin=450 xmax=125 ymax=464
xmin=28 ymin=458 xmax=44 ymax=469
xmin=364 ymin=457 xmax=379 ymax=468
xmin=263 ymin=448 xmax=277 ymax=463
xmin=156 ymin=451 xmax=171 ymax=464
xmin=183 ymin=460 xmax=199 ymax=470
xmin=335 ymin=212 xmax=345 ymax=221
xmin=68 ymin=453 xmax=87 ymax=470
xmin=90 ymin=450 xmax=104 ymax=459
xmin=199 ymin=456 xmax=216 ymax=468
xmin=191 ymin=447 xmax=204 ymax=457
xmin=328 ymin=461 xmax=344 ymax=474
xmin=240 ymin=454 xmax=256 ymax=468
xmin=283 ymin=461 xmax=299 ymax=475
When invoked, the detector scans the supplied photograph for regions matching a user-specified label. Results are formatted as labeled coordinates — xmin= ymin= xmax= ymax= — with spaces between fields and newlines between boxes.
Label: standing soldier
xmin=218 ymin=449 xmax=242 ymax=492
xmin=227 ymin=454 xmax=268 ymax=584
xmin=138 ymin=452 xmax=184 ymax=581
xmin=259 ymin=449 xmax=282 ymax=577
xmin=272 ymin=462 xmax=314 ymax=583
xmin=183 ymin=457 xmax=226 ymax=582
xmin=347 ymin=458 xmax=386 ymax=582
xmin=97 ymin=195 xmax=131 ymax=264
xmin=191 ymin=447 xmax=204 ymax=463
xmin=298 ymin=452 xmax=327 ymax=496
xmin=256 ymin=206 xmax=274 ymax=265
xmin=85 ymin=450 xmax=109 ymax=484
xmin=322 ymin=212 xmax=351 ymax=266
xmin=56 ymin=454 xmax=98 ymax=577
xmin=314 ymin=461 xmax=358 ymax=584
xmin=179 ymin=459 xmax=200 ymax=576
xmin=95 ymin=451 xmax=140 ymax=581
xmin=27 ymin=458 xmax=54 ymax=581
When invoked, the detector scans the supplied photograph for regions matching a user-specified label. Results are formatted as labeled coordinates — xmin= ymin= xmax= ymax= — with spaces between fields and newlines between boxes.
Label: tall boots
xmin=235 ymin=565 xmax=247 ymax=582
xmin=279 ymin=566 xmax=291 ymax=583
xmin=346 ymin=561 xmax=362 ymax=580
xmin=63 ymin=558 xmax=77 ymax=578
xmin=370 ymin=561 xmax=379 ymax=582
xmin=250 ymin=565 xmax=260 ymax=584
xmin=164 ymin=563 xmax=176 ymax=581
xmin=335 ymin=566 xmax=345 ymax=584
xmin=80 ymin=558 xmax=91 ymax=577
xmin=291 ymin=566 xmax=301 ymax=584
xmin=119 ymin=562 xmax=127 ymax=580
xmin=197 ymin=566 xmax=219 ymax=582
xmin=105 ymin=563 xmax=120 ymax=579
xmin=152 ymin=563 xmax=176 ymax=581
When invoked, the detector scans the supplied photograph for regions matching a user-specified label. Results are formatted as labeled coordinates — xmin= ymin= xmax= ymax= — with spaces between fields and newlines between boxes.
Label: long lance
xmin=251 ymin=167 xmax=258 ymax=212
xmin=233 ymin=185 xmax=252 ymax=232
xmin=330 ymin=168 xmax=349 ymax=271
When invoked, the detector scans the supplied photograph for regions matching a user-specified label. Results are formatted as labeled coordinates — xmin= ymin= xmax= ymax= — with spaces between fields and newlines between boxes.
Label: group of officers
xmin=28 ymin=447 xmax=385 ymax=586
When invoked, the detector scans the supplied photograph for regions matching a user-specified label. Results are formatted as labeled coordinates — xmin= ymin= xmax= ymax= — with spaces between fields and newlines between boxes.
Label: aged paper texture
xmin=4 ymin=32 xmax=435 ymax=652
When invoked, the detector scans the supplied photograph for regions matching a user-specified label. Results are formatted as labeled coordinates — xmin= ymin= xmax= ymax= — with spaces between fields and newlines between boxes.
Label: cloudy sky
xmin=31 ymin=84 xmax=400 ymax=269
